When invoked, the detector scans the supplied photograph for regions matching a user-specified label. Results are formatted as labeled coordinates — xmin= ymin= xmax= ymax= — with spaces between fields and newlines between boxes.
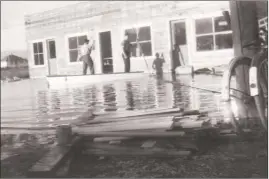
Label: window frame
xmin=65 ymin=32 xmax=89 ymax=65
xmin=122 ymin=23 xmax=154 ymax=59
xmin=32 ymin=41 xmax=45 ymax=67
xmin=194 ymin=13 xmax=233 ymax=53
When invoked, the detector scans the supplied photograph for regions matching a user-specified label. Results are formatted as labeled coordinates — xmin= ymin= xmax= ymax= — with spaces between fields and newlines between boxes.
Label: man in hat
xmin=78 ymin=38 xmax=95 ymax=75
xmin=121 ymin=32 xmax=132 ymax=73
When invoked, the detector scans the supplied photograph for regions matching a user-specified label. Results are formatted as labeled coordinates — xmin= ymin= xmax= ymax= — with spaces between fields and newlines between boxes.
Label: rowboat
xmin=46 ymin=71 xmax=147 ymax=88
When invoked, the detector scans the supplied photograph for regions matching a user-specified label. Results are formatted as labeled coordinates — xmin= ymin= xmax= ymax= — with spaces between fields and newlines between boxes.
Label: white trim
xmin=194 ymin=15 xmax=233 ymax=53
xmin=194 ymin=48 xmax=233 ymax=56
xmin=97 ymin=29 xmax=114 ymax=73
xmin=191 ymin=10 xmax=230 ymax=20
xmin=30 ymin=40 xmax=46 ymax=68
xmin=46 ymin=38 xmax=58 ymax=75
xmin=167 ymin=17 xmax=191 ymax=66
xmin=64 ymin=31 xmax=89 ymax=65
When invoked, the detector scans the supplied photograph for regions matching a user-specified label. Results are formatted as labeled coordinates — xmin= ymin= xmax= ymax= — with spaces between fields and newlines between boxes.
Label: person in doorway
xmin=78 ymin=39 xmax=95 ymax=75
xmin=121 ymin=32 xmax=132 ymax=73
xmin=152 ymin=52 xmax=165 ymax=77
xmin=171 ymin=44 xmax=181 ymax=74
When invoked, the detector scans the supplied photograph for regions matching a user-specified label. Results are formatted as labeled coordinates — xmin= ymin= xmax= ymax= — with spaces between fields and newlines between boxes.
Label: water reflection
xmin=125 ymin=82 xmax=135 ymax=110
xmin=1 ymin=74 xmax=226 ymax=128
xmin=103 ymin=84 xmax=117 ymax=112
xmin=37 ymin=91 xmax=49 ymax=119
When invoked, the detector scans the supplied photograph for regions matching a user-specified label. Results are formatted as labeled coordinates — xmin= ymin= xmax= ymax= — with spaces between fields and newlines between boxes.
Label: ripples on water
xmin=1 ymin=74 xmax=225 ymax=128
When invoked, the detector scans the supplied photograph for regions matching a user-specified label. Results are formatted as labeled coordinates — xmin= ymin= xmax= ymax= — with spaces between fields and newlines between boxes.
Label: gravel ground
xmin=1 ymin=133 xmax=268 ymax=178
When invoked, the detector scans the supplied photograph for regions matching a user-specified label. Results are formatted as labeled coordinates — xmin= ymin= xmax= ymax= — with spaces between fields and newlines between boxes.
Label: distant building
xmin=1 ymin=54 xmax=28 ymax=69
xmin=24 ymin=1 xmax=267 ymax=78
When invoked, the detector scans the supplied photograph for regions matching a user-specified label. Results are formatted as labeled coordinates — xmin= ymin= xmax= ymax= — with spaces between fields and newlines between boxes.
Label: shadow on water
xmin=1 ymin=73 xmax=225 ymax=128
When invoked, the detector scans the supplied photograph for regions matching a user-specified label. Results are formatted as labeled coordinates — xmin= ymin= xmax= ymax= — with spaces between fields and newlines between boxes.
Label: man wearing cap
xmin=121 ymin=33 xmax=132 ymax=73
xmin=78 ymin=39 xmax=95 ymax=75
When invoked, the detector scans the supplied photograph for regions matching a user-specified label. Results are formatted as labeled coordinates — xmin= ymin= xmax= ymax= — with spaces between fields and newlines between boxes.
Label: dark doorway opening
xmin=99 ymin=31 xmax=113 ymax=74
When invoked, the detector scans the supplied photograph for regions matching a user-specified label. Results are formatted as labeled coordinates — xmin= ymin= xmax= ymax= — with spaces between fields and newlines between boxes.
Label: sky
xmin=1 ymin=1 xmax=83 ymax=52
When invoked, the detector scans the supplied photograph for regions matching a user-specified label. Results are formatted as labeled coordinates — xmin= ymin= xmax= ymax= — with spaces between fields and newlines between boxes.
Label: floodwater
xmin=1 ymin=74 xmax=226 ymax=130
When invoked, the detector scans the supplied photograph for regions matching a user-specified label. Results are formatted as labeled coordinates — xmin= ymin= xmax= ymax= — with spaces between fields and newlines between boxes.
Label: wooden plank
xmin=79 ymin=112 xmax=182 ymax=125
xmin=93 ymin=137 xmax=131 ymax=142
xmin=27 ymin=136 xmax=82 ymax=178
xmin=78 ymin=116 xmax=174 ymax=127
xmin=84 ymin=144 xmax=191 ymax=157
xmin=141 ymin=140 xmax=156 ymax=148
xmin=75 ymin=130 xmax=186 ymax=138
xmin=75 ymin=116 xmax=174 ymax=133
xmin=94 ymin=107 xmax=183 ymax=119
xmin=172 ymin=120 xmax=205 ymax=129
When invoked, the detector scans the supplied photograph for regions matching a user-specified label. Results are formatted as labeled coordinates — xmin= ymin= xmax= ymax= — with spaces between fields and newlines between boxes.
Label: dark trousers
xmin=82 ymin=55 xmax=94 ymax=75
xmin=122 ymin=54 xmax=130 ymax=73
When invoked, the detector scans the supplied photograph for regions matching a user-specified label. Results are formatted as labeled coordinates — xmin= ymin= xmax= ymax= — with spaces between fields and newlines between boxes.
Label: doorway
xmin=46 ymin=39 xmax=57 ymax=75
xmin=170 ymin=20 xmax=189 ymax=66
xmin=99 ymin=31 xmax=113 ymax=74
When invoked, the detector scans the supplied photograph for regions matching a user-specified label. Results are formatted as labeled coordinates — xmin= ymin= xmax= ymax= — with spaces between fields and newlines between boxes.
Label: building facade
xmin=25 ymin=1 xmax=237 ymax=78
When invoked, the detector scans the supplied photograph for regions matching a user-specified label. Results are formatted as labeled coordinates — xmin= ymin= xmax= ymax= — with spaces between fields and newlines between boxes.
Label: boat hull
xmin=46 ymin=71 xmax=147 ymax=88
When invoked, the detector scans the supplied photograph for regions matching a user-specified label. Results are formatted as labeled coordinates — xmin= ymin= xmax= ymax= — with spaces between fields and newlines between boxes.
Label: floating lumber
xmin=74 ymin=117 xmax=174 ymax=133
xmin=172 ymin=120 xmax=205 ymax=129
xmin=75 ymin=130 xmax=186 ymax=138
xmin=93 ymin=137 xmax=131 ymax=143
xmin=78 ymin=112 xmax=183 ymax=125
xmin=141 ymin=140 xmax=157 ymax=148
xmin=83 ymin=144 xmax=191 ymax=157
xmin=27 ymin=136 xmax=82 ymax=178
xmin=94 ymin=107 xmax=183 ymax=116
xmin=94 ymin=107 xmax=183 ymax=119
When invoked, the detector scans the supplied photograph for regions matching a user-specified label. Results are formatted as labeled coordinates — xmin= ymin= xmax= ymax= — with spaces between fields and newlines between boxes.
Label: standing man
xmin=78 ymin=39 xmax=95 ymax=75
xmin=121 ymin=32 xmax=132 ymax=73
xmin=171 ymin=44 xmax=181 ymax=74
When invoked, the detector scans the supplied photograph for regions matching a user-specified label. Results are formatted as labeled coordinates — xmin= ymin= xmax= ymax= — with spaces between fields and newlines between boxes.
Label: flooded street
xmin=1 ymin=74 xmax=224 ymax=129
xmin=1 ymin=74 xmax=268 ymax=178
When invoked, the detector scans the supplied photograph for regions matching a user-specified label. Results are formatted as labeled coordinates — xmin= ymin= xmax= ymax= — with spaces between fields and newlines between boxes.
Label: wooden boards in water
xmin=74 ymin=116 xmax=174 ymax=133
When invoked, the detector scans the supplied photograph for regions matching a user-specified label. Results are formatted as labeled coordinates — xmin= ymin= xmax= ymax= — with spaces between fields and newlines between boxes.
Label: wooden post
xmin=56 ymin=125 xmax=72 ymax=146
xmin=229 ymin=1 xmax=259 ymax=120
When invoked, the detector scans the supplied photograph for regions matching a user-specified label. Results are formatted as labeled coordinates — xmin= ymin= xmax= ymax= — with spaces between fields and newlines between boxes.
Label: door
xmin=99 ymin=31 xmax=113 ymax=74
xmin=170 ymin=20 xmax=189 ymax=66
xmin=46 ymin=39 xmax=57 ymax=75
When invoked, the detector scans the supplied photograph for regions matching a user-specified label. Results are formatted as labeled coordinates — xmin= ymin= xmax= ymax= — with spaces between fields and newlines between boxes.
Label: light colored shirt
xmin=80 ymin=44 xmax=92 ymax=56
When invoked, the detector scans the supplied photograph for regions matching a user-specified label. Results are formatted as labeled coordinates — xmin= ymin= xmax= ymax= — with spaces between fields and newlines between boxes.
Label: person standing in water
xmin=121 ymin=32 xmax=132 ymax=73
xmin=171 ymin=44 xmax=181 ymax=74
xmin=78 ymin=39 xmax=95 ymax=75
xmin=152 ymin=52 xmax=165 ymax=77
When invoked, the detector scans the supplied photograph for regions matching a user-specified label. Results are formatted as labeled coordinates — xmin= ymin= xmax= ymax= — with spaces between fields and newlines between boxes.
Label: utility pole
xmin=229 ymin=1 xmax=259 ymax=119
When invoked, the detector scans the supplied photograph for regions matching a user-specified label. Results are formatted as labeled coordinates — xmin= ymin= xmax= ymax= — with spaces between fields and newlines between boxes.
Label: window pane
xmin=38 ymin=42 xmax=43 ymax=53
xmin=34 ymin=54 xmax=39 ymax=65
xmin=138 ymin=26 xmax=151 ymax=41
xmin=69 ymin=37 xmax=78 ymax=49
xmin=39 ymin=54 xmax=44 ymax=65
xmin=214 ymin=16 xmax=231 ymax=32
xmin=78 ymin=35 xmax=87 ymax=46
xmin=69 ymin=50 xmax=78 ymax=62
xmin=196 ymin=35 xmax=214 ymax=51
xmin=33 ymin=43 xmax=38 ymax=54
xmin=125 ymin=29 xmax=137 ymax=42
xmin=140 ymin=42 xmax=152 ymax=56
xmin=195 ymin=18 xmax=213 ymax=34
xmin=48 ymin=40 xmax=56 ymax=59
xmin=215 ymin=33 xmax=233 ymax=50
xmin=130 ymin=43 xmax=137 ymax=57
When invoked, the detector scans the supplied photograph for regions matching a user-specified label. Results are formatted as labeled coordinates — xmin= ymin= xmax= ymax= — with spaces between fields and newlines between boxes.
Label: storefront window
xmin=125 ymin=26 xmax=152 ymax=57
xmin=68 ymin=35 xmax=87 ymax=62
xmin=33 ymin=42 xmax=44 ymax=66
xmin=195 ymin=15 xmax=233 ymax=52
